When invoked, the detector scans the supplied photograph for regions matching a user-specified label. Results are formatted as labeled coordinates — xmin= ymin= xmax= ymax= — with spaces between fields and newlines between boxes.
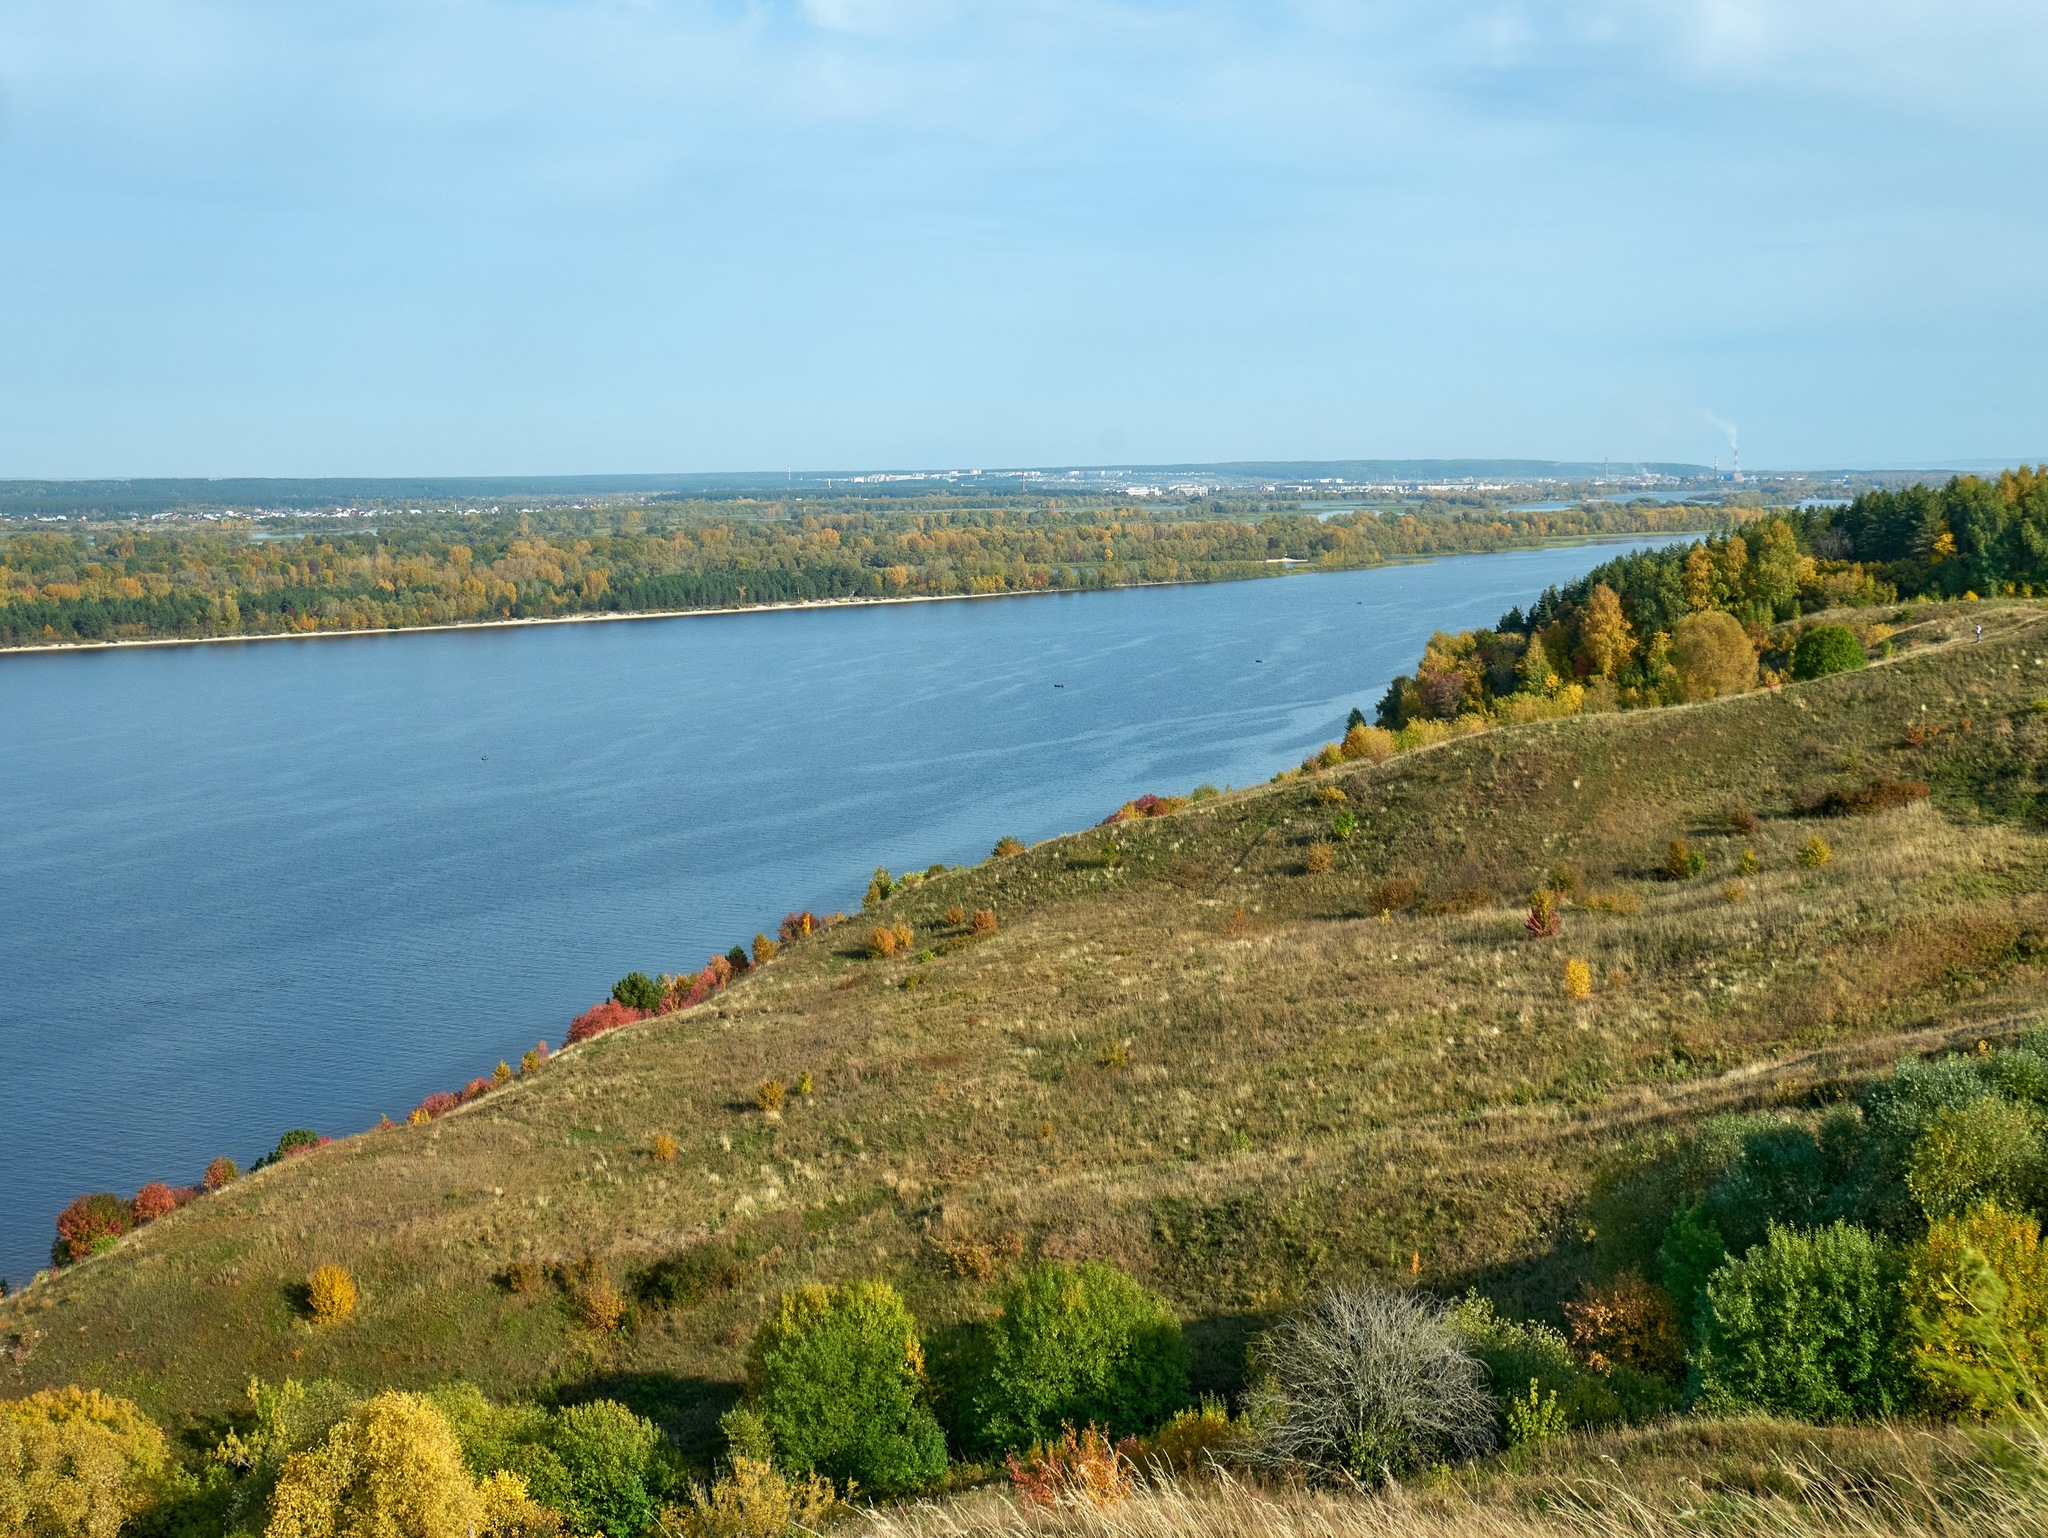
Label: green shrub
xmin=1853 ymin=1055 xmax=2003 ymax=1230
xmin=1503 ymin=1380 xmax=1567 ymax=1447
xmin=745 ymin=1281 xmax=947 ymax=1496
xmin=1791 ymin=625 xmax=1867 ymax=680
xmin=1332 ymin=810 xmax=1357 ymax=842
xmin=1703 ymin=1118 xmax=1854 ymax=1257
xmin=1693 ymin=1222 xmax=1912 ymax=1421
xmin=1448 ymin=1296 xmax=1632 ymax=1430
xmin=1588 ymin=1115 xmax=1788 ymax=1281
xmin=1664 ymin=840 xmax=1706 ymax=880
xmin=273 ymin=1129 xmax=321 ymax=1160
xmin=550 ymin=1400 xmax=665 ymax=1538
xmin=1906 ymin=1098 xmax=2044 ymax=1221
xmin=970 ymin=1261 xmax=1190 ymax=1452
xmin=1903 ymin=1204 xmax=2048 ymax=1417
xmin=1658 ymin=1204 xmax=1729 ymax=1339
xmin=1989 ymin=1046 xmax=2048 ymax=1110
xmin=612 ymin=972 xmax=663 ymax=1012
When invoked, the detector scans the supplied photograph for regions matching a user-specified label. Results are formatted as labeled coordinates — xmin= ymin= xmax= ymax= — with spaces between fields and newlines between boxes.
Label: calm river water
xmin=0 ymin=541 xmax=1678 ymax=1281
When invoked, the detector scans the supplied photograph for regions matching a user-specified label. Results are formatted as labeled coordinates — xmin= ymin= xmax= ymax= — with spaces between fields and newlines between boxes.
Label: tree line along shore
xmin=0 ymin=496 xmax=1720 ymax=648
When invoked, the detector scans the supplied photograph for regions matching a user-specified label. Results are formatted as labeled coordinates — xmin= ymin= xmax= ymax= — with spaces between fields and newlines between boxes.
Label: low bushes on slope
xmin=969 ymin=1261 xmax=1191 ymax=1453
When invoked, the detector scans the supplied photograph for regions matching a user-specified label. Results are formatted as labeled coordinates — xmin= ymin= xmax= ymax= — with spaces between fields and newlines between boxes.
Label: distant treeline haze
xmin=0 ymin=499 xmax=1716 ymax=647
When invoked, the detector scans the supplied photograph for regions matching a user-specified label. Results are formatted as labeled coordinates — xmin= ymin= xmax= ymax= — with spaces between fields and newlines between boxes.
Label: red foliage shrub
xmin=567 ymin=999 xmax=649 ymax=1045
xmin=461 ymin=1077 xmax=493 ymax=1102
xmin=1564 ymin=1272 xmax=1685 ymax=1380
xmin=1525 ymin=891 xmax=1562 ymax=938
xmin=1101 ymin=792 xmax=1189 ymax=825
xmin=202 ymin=1156 xmax=239 ymax=1192
xmin=780 ymin=911 xmax=818 ymax=943
xmin=132 ymin=1182 xmax=182 ymax=1223
xmin=970 ymin=908 xmax=999 ymax=936
xmin=54 ymin=1193 xmax=131 ymax=1262
xmin=706 ymin=953 xmax=735 ymax=988
xmin=1006 ymin=1426 xmax=1138 ymax=1507
xmin=417 ymin=1091 xmax=460 ymax=1119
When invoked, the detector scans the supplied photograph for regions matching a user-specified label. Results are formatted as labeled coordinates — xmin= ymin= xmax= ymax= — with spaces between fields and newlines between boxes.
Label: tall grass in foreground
xmin=860 ymin=1426 xmax=2048 ymax=1538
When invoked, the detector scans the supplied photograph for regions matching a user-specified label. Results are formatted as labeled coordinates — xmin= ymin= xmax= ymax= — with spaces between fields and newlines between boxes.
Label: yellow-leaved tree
xmin=0 ymin=1386 xmax=168 ymax=1538
xmin=1575 ymin=583 xmax=1637 ymax=679
xmin=1668 ymin=610 xmax=1757 ymax=701
xmin=1903 ymin=1204 xmax=2048 ymax=1416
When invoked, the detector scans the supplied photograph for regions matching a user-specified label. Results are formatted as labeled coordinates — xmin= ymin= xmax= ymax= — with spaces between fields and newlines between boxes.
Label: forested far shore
xmin=1370 ymin=466 xmax=2048 ymax=728
xmin=0 ymin=498 xmax=1722 ymax=648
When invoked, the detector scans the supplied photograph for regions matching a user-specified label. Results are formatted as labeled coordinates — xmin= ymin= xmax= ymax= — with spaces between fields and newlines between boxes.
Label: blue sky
xmin=1 ymin=1 xmax=2043 ymax=476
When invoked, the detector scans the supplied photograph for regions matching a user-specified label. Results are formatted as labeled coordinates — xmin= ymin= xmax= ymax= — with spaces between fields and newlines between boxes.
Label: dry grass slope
xmin=863 ymin=1421 xmax=2048 ymax=1538
xmin=8 ymin=601 xmax=2048 ymax=1460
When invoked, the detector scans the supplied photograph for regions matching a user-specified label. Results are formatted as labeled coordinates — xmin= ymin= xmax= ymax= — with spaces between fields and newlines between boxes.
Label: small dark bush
xmin=1809 ymin=779 xmax=1930 ymax=817
xmin=1792 ymin=625 xmax=1868 ymax=680
xmin=611 ymin=971 xmax=663 ymax=1011
xmin=1367 ymin=877 xmax=1424 ymax=913
xmin=970 ymin=1260 xmax=1190 ymax=1452
xmin=1693 ymin=1222 xmax=1912 ymax=1421
xmin=1664 ymin=840 xmax=1706 ymax=880
xmin=272 ymin=1128 xmax=322 ymax=1161
xmin=636 ymin=1241 xmax=739 ymax=1310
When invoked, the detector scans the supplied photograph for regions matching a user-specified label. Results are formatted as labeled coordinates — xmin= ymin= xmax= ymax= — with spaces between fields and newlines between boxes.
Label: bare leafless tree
xmin=1241 ymin=1286 xmax=1496 ymax=1478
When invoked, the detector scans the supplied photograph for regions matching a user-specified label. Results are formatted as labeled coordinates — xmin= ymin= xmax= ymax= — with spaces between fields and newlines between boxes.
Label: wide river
xmin=0 ymin=540 xmax=1680 ymax=1282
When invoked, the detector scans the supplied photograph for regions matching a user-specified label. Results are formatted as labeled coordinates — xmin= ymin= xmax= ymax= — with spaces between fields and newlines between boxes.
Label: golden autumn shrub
xmin=0 ymin=1387 xmax=168 ymax=1538
xmin=1903 ymin=1204 xmax=2048 ymax=1416
xmin=866 ymin=926 xmax=898 ymax=959
xmin=306 ymin=1265 xmax=357 ymax=1326
xmin=1303 ymin=842 xmax=1335 ymax=874
xmin=1340 ymin=724 xmax=1396 ymax=763
xmin=1138 ymin=1401 xmax=1243 ymax=1478
xmin=652 ymin=1133 xmax=678 ymax=1163
xmin=574 ymin=1264 xmax=628 ymax=1334
xmin=756 ymin=1080 xmax=787 ymax=1113
xmin=970 ymin=909 xmax=998 ymax=936
xmin=476 ymin=1470 xmax=563 ymax=1538
xmin=666 ymin=1456 xmax=839 ymax=1538
xmin=1563 ymin=958 xmax=1592 ymax=1000
xmin=265 ymin=1392 xmax=480 ymax=1538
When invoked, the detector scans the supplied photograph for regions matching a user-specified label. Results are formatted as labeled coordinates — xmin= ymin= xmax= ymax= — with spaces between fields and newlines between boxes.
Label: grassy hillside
xmin=8 ymin=600 xmax=2048 ymax=1460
